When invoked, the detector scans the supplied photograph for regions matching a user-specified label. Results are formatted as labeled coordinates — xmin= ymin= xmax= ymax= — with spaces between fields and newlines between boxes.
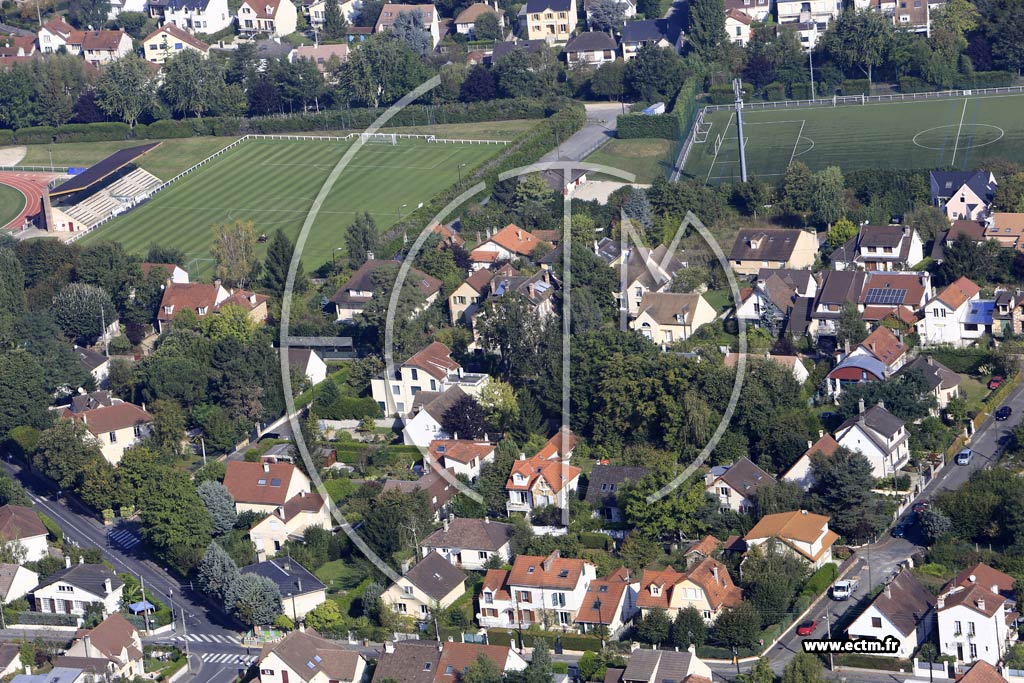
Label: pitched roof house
xmin=426 ymin=439 xmax=495 ymax=481
xmin=619 ymin=244 xmax=686 ymax=316
xmin=478 ymin=550 xmax=597 ymax=630
xmin=723 ymin=353 xmax=810 ymax=385
xmin=62 ymin=396 xmax=153 ymax=467
xmin=937 ymin=563 xmax=1018 ymax=665
xmin=619 ymin=18 xmax=682 ymax=60
xmin=585 ymin=465 xmax=648 ymax=523
xmin=258 ymin=628 xmax=366 ymax=683
xmin=744 ymin=510 xmax=839 ymax=568
xmin=372 ymin=641 xmax=527 ymax=683
xmin=57 ymin=614 xmax=144 ymax=679
xmin=0 ymin=563 xmax=39 ymax=603
xmin=375 ymin=3 xmax=441 ymax=46
xmin=734 ymin=268 xmax=817 ymax=336
xmin=620 ymin=645 xmax=713 ymax=683
xmin=729 ymin=228 xmax=817 ymax=275
xmin=238 ymin=0 xmax=298 ymax=36
xmin=381 ymin=551 xmax=467 ymax=618
xmin=401 ymin=385 xmax=470 ymax=448
xmin=810 ymin=270 xmax=868 ymax=340
xmin=506 ymin=452 xmax=581 ymax=516
xmin=636 ymin=557 xmax=742 ymax=622
xmin=563 ymin=31 xmax=617 ymax=64
xmin=895 ymin=355 xmax=961 ymax=411
xmin=780 ymin=434 xmax=840 ymax=490
xmin=847 ymin=570 xmax=936 ymax=659
xmin=75 ymin=30 xmax=133 ymax=64
xmin=420 ymin=517 xmax=515 ymax=570
xmin=330 ymin=259 xmax=441 ymax=322
xmin=834 ymin=402 xmax=910 ymax=480
xmin=704 ymin=457 xmax=775 ymax=514
xmin=630 ymin=292 xmax=716 ymax=346
xmin=290 ymin=43 xmax=349 ymax=73
xmin=142 ymin=24 xmax=210 ymax=63
xmin=223 ymin=461 xmax=312 ymax=514
xmin=470 ymin=224 xmax=550 ymax=266
xmin=241 ymin=558 xmax=326 ymax=620
xmin=0 ymin=505 xmax=48 ymax=562
xmin=725 ymin=8 xmax=752 ymax=44
xmin=917 ymin=276 xmax=984 ymax=347
xmin=830 ymin=224 xmax=925 ymax=272
xmin=521 ymin=0 xmax=578 ymax=42
xmin=930 ymin=170 xmax=997 ymax=222
xmin=574 ymin=567 xmax=639 ymax=635
xmin=33 ymin=559 xmax=124 ymax=618
xmin=249 ymin=492 xmax=331 ymax=560
xmin=448 ymin=267 xmax=495 ymax=325
xmin=454 ymin=2 xmax=503 ymax=37
xmin=827 ymin=326 xmax=908 ymax=398
xmin=157 ymin=282 xmax=267 ymax=332
xmin=381 ymin=470 xmax=457 ymax=520
xmin=164 ymin=0 xmax=232 ymax=33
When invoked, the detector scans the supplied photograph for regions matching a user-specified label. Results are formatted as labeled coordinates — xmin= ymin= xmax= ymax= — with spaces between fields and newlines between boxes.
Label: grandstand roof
xmin=49 ymin=143 xmax=161 ymax=197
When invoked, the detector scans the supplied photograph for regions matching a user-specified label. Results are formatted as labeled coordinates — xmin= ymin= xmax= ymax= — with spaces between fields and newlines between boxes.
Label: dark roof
xmin=838 ymin=403 xmax=904 ymax=439
xmin=895 ymin=356 xmax=960 ymax=392
xmin=70 ymin=390 xmax=115 ymax=414
xmin=525 ymin=0 xmax=572 ymax=11
xmin=865 ymin=571 xmax=935 ymax=637
xmin=621 ymin=18 xmax=673 ymax=42
xmin=622 ymin=650 xmax=698 ymax=683
xmin=415 ymin=385 xmax=469 ymax=423
xmin=729 ymin=229 xmax=809 ymax=262
xmin=564 ymin=31 xmax=617 ymax=52
xmin=930 ymin=170 xmax=996 ymax=202
xmin=330 ymin=259 xmax=441 ymax=306
xmin=50 ymin=143 xmax=161 ymax=197
xmin=858 ymin=225 xmax=904 ymax=249
xmin=585 ymin=465 xmax=648 ymax=508
xmin=491 ymin=39 xmax=546 ymax=61
xmin=35 ymin=563 xmax=124 ymax=597
xmin=381 ymin=470 xmax=457 ymax=513
xmin=74 ymin=345 xmax=108 ymax=372
xmin=816 ymin=270 xmax=868 ymax=309
xmin=421 ymin=518 xmax=514 ymax=552
xmin=240 ymin=558 xmax=325 ymax=596
xmin=402 ymin=551 xmax=467 ymax=600
xmin=709 ymin=457 xmax=775 ymax=495
xmin=0 ymin=505 xmax=47 ymax=540
xmin=167 ymin=0 xmax=212 ymax=10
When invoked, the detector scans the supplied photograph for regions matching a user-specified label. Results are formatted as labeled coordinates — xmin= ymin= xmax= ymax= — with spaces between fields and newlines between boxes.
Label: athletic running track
xmin=0 ymin=172 xmax=54 ymax=230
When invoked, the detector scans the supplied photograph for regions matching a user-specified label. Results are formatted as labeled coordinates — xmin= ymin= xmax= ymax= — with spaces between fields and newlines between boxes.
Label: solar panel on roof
xmin=864 ymin=287 xmax=907 ymax=305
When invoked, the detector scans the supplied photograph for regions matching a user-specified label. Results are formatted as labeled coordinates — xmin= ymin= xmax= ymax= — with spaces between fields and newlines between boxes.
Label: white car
xmin=956 ymin=449 xmax=974 ymax=465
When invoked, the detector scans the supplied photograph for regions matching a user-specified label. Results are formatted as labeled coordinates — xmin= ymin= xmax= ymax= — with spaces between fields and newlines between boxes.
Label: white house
xmin=918 ymin=276 xmax=983 ymax=347
xmin=141 ymin=262 xmax=190 ymax=285
xmin=847 ymin=571 xmax=936 ymax=658
xmin=374 ymin=2 xmax=441 ymax=47
xmin=930 ymin=170 xmax=997 ymax=222
xmin=454 ymin=2 xmax=503 ymax=36
xmin=304 ymin=0 xmax=361 ymax=25
xmin=371 ymin=341 xmax=491 ymax=417
xmin=630 ymin=292 xmax=717 ymax=346
xmin=32 ymin=558 xmax=124 ymax=617
xmin=401 ymin=386 xmax=468 ymax=448
xmin=734 ymin=268 xmax=817 ymax=335
xmin=223 ymin=461 xmax=313 ymax=515
xmin=237 ymin=0 xmax=298 ymax=37
xmin=636 ymin=558 xmax=743 ymax=623
xmin=426 ymin=439 xmax=495 ymax=481
xmin=896 ymin=356 xmax=962 ymax=412
xmin=241 ymin=559 xmax=326 ymax=621
xmin=164 ymin=0 xmax=232 ymax=33
xmin=74 ymin=346 xmax=110 ymax=388
xmin=704 ymin=457 xmax=775 ymax=514
xmin=141 ymin=25 xmax=211 ymax=64
xmin=831 ymin=225 xmax=925 ymax=272
xmin=381 ymin=552 xmax=467 ymax=619
xmin=57 ymin=613 xmax=145 ymax=679
xmin=743 ymin=510 xmax=839 ymax=569
xmin=0 ymin=504 xmax=49 ymax=562
xmin=0 ymin=563 xmax=40 ymax=603
xmin=726 ymin=0 xmax=769 ymax=21
xmin=562 ymin=31 xmax=618 ymax=65
xmin=834 ymin=402 xmax=910 ymax=480
xmin=37 ymin=18 xmax=75 ymax=53
xmin=780 ymin=434 xmax=840 ymax=491
xmin=477 ymin=550 xmax=597 ymax=630
xmin=420 ymin=518 xmax=514 ymax=571
xmin=77 ymin=30 xmax=134 ymax=65
xmin=248 ymin=492 xmax=331 ymax=560
xmin=725 ymin=8 xmax=752 ymax=44
xmin=574 ymin=567 xmax=639 ymax=636
xmin=938 ymin=563 xmax=1018 ymax=666
xmin=469 ymin=224 xmax=549 ymax=267
xmin=618 ymin=245 xmax=686 ymax=317
xmin=258 ymin=628 xmax=366 ymax=683
xmin=329 ymin=259 xmax=441 ymax=323
xmin=287 ymin=348 xmax=328 ymax=387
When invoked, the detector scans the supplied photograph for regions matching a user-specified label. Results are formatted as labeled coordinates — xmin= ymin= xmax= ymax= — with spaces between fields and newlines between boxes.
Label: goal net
xmin=359 ymin=132 xmax=397 ymax=145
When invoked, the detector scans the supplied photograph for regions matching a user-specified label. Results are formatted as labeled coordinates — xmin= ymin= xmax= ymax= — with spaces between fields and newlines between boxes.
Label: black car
xmin=891 ymin=524 xmax=907 ymax=538
xmin=996 ymin=406 xmax=1013 ymax=421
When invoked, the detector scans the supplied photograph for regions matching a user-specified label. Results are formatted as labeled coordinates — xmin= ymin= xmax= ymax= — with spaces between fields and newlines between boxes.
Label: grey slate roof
xmin=35 ymin=563 xmax=124 ymax=597
xmin=838 ymin=403 xmax=904 ymax=439
xmin=622 ymin=649 xmax=697 ymax=683
xmin=402 ymin=551 xmax=467 ymax=600
xmin=865 ymin=571 xmax=935 ymax=637
xmin=491 ymin=39 xmax=547 ymax=61
xmin=525 ymin=0 xmax=572 ymax=11
xmin=167 ymin=0 xmax=212 ymax=10
xmin=74 ymin=345 xmax=107 ymax=372
xmin=930 ymin=170 xmax=996 ymax=203
xmin=730 ymin=229 xmax=809 ymax=262
xmin=564 ymin=31 xmax=617 ymax=52
xmin=710 ymin=457 xmax=775 ymax=496
xmin=815 ymin=270 xmax=868 ymax=313
xmin=584 ymin=465 xmax=648 ymax=508
xmin=421 ymin=517 xmax=514 ymax=552
xmin=895 ymin=356 xmax=960 ymax=392
xmin=241 ymin=558 xmax=325 ymax=596
xmin=621 ymin=18 xmax=675 ymax=43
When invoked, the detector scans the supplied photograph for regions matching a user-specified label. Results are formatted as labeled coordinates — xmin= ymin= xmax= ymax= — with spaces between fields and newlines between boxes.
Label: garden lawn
xmin=13 ymin=137 xmax=236 ymax=179
xmin=959 ymin=375 xmax=989 ymax=414
xmin=585 ymin=138 xmax=673 ymax=184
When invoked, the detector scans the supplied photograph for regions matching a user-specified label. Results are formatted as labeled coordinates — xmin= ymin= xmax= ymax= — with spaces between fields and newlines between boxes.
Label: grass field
xmin=10 ymin=137 xmax=235 ymax=179
xmin=585 ymin=138 xmax=674 ymax=184
xmin=683 ymin=92 xmax=1024 ymax=185
xmin=78 ymin=138 xmax=501 ymax=279
xmin=0 ymin=184 xmax=24 ymax=227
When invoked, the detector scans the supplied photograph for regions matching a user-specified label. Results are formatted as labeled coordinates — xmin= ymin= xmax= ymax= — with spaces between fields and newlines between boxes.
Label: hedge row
xmin=14 ymin=610 xmax=78 ymax=626
xmin=839 ymin=79 xmax=871 ymax=96
xmin=8 ymin=117 xmax=243 ymax=145
xmin=616 ymin=113 xmax=679 ymax=140
xmin=800 ymin=562 xmax=838 ymax=599
xmin=580 ymin=531 xmax=613 ymax=550
xmin=900 ymin=71 xmax=1017 ymax=94
xmin=484 ymin=628 xmax=603 ymax=652
xmin=927 ymin=347 xmax=993 ymax=374
xmin=708 ymin=82 xmax=752 ymax=104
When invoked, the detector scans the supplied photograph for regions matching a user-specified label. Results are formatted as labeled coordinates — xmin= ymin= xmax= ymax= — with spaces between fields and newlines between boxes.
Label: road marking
xmin=951 ymin=97 xmax=969 ymax=166
xmin=200 ymin=653 xmax=255 ymax=665
xmin=108 ymin=528 xmax=140 ymax=550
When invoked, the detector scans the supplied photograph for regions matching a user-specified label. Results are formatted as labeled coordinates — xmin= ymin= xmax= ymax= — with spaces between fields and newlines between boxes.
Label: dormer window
xmin=163 ymin=305 xmax=174 ymax=315
xmin=197 ymin=306 xmax=208 ymax=315
xmin=650 ymin=584 xmax=661 ymax=596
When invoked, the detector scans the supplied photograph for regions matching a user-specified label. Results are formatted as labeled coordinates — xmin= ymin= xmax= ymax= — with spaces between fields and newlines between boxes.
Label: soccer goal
xmin=359 ymin=132 xmax=397 ymax=145
xmin=693 ymin=112 xmax=712 ymax=143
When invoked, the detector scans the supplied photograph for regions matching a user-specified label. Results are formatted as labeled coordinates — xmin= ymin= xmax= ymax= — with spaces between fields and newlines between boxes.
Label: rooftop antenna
xmin=733 ymin=78 xmax=748 ymax=183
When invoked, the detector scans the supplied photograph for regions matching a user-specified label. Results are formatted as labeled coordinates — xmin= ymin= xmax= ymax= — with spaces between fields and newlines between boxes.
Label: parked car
xmin=796 ymin=620 xmax=817 ymax=636
xmin=990 ymin=376 xmax=1005 ymax=390
xmin=912 ymin=501 xmax=930 ymax=514
xmin=891 ymin=524 xmax=907 ymax=538
xmin=956 ymin=448 xmax=974 ymax=465
xmin=996 ymin=406 xmax=1013 ymax=421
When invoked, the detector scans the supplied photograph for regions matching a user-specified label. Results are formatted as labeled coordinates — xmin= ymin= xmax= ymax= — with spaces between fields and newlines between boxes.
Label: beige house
xmin=224 ymin=461 xmax=312 ymax=515
xmin=57 ymin=614 xmax=144 ymax=679
xmin=449 ymin=268 xmax=494 ymax=325
xmin=636 ymin=557 xmax=742 ymax=623
xmin=258 ymin=627 xmax=366 ymax=683
xmin=63 ymin=395 xmax=153 ymax=467
xmin=241 ymin=559 xmax=326 ymax=621
xmin=619 ymin=244 xmax=686 ymax=317
xmin=237 ymin=0 xmax=298 ymax=36
xmin=249 ymin=492 xmax=331 ymax=560
xmin=142 ymin=24 xmax=209 ymax=63
xmin=330 ymin=259 xmax=441 ymax=322
xmin=375 ymin=3 xmax=441 ymax=46
xmin=76 ymin=30 xmax=133 ymax=64
xmin=704 ymin=457 xmax=775 ymax=514
xmin=630 ymin=292 xmax=716 ymax=345
xmin=381 ymin=552 xmax=467 ymax=619
xmin=0 ymin=504 xmax=49 ymax=562
xmin=725 ymin=8 xmax=752 ymax=44
xmin=729 ymin=229 xmax=817 ymax=275
xmin=744 ymin=510 xmax=839 ymax=569
xmin=522 ymin=0 xmax=577 ymax=41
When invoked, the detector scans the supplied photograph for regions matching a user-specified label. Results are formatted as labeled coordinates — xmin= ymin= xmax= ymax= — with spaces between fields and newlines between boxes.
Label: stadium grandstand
xmin=43 ymin=142 xmax=163 ymax=234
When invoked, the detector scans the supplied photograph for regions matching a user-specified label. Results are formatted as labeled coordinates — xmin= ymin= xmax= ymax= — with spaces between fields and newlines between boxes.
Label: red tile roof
xmin=482 ymin=224 xmax=548 ymax=257
xmin=143 ymin=24 xmax=210 ymax=51
xmin=223 ymin=461 xmax=304 ymax=506
xmin=80 ymin=30 xmax=127 ymax=51
xmin=858 ymin=326 xmax=907 ymax=367
xmin=0 ymin=505 xmax=47 ymax=540
xmin=506 ymin=454 xmax=580 ymax=493
xmin=243 ymin=0 xmax=286 ymax=18
xmin=935 ymin=276 xmax=981 ymax=310
xmin=157 ymin=283 xmax=224 ymax=322
xmin=507 ymin=551 xmax=591 ymax=589
xmin=535 ymin=429 xmax=578 ymax=460
xmin=576 ymin=569 xmax=631 ymax=625
xmin=429 ymin=439 xmax=494 ymax=465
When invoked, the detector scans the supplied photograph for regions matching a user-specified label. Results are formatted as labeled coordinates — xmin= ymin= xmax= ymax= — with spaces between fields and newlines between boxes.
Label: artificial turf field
xmin=682 ymin=92 xmax=1024 ymax=185
xmin=79 ymin=137 xmax=502 ymax=279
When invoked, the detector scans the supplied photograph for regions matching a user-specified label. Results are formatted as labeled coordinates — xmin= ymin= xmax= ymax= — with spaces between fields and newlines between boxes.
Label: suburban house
xmin=371 ymin=341 xmax=489 ymax=417
xmin=725 ymin=8 xmax=752 ymax=44
xmin=454 ymin=2 xmax=503 ymax=36
xmin=241 ymin=558 xmax=326 ymax=620
xmin=619 ymin=244 xmax=686 ymax=316
xmin=619 ymin=646 xmax=713 ymax=683
xmin=248 ymin=492 xmax=331 ymax=560
xmin=636 ymin=557 xmax=742 ymax=622
xmin=164 ymin=0 xmax=232 ymax=32
xmin=521 ymin=0 xmax=577 ymax=42
xmin=141 ymin=262 xmax=189 ymax=285
xmin=223 ymin=461 xmax=313 ymax=515
xmin=630 ymin=292 xmax=716 ymax=346
xmin=290 ymin=44 xmax=349 ymax=73
xmin=584 ymin=0 xmax=635 ymax=25
xmin=0 ymin=504 xmax=48 ymax=562
xmin=330 ymin=259 xmax=441 ymax=322
xmin=419 ymin=517 xmax=514 ymax=570
xmin=743 ymin=510 xmax=839 ymax=568
xmin=847 ymin=570 xmax=936 ymax=659
xmin=584 ymin=465 xmax=648 ymax=523
xmin=993 ymin=288 xmax=1017 ymax=338
xmin=32 ymin=559 xmax=124 ymax=617
xmin=827 ymin=326 xmax=908 ymax=398
xmin=726 ymin=0 xmax=770 ymax=21
xmin=11 ymin=670 xmax=93 ymax=683
xmin=734 ymin=268 xmax=817 ymax=336
xmin=0 ymin=563 xmax=40 ymax=603
xmin=477 ymin=550 xmax=597 ymax=630
xmin=375 ymin=3 xmax=441 ymax=47
xmin=381 ymin=470 xmax=457 ymax=520
xmin=858 ymin=271 xmax=931 ymax=317
xmin=781 ymin=433 xmax=840 ymax=490
xmin=258 ymin=628 xmax=366 ymax=683
xmin=937 ymin=563 xmax=1018 ymax=666
xmin=776 ymin=0 xmax=836 ymax=42
xmin=57 ymin=614 xmax=144 ymax=679
xmin=704 ymin=457 xmax=775 ymax=514
xmin=237 ymin=0 xmax=298 ymax=37
xmin=563 ymin=31 xmax=617 ymax=65
xmin=74 ymin=345 xmax=109 ymax=388
xmin=373 ymin=641 xmax=527 ymax=683
xmin=681 ymin=536 xmax=722 ymax=569
xmin=831 ymin=225 xmax=925 ymax=272
xmin=728 ymin=228 xmax=817 ymax=275
xmin=723 ymin=353 xmax=810 ymax=384
xmin=931 ymin=220 xmax=988 ymax=262
xmin=448 ymin=268 xmax=495 ymax=325
xmin=469 ymin=270 xmax=559 ymax=342
xmin=76 ymin=30 xmax=133 ymax=64
xmin=619 ymin=18 xmax=682 ymax=60
xmin=896 ymin=356 xmax=961 ymax=411
xmin=574 ymin=567 xmax=639 ymax=636
xmin=0 ymin=33 xmax=35 ymax=58
xmin=469 ymin=224 xmax=550 ymax=267
xmin=917 ymin=276 xmax=983 ymax=347
xmin=809 ymin=270 xmax=868 ymax=340
xmin=36 ymin=17 xmax=75 ymax=53
xmin=304 ymin=0 xmax=360 ymax=26
xmin=506 ymin=451 xmax=581 ymax=516
xmin=287 ymin=348 xmax=328 ymax=387
xmin=835 ymin=401 xmax=910 ymax=479
xmin=930 ymin=170 xmax=997 ymax=221
xmin=381 ymin=552 xmax=467 ymax=619
xmin=63 ymin=393 xmax=153 ymax=466
xmin=157 ymin=282 xmax=267 ymax=333
xmin=141 ymin=24 xmax=210 ymax=63
xmin=401 ymin=385 xmax=470 ymax=448
xmin=426 ymin=439 xmax=495 ymax=480
xmin=983 ymin=213 xmax=1024 ymax=250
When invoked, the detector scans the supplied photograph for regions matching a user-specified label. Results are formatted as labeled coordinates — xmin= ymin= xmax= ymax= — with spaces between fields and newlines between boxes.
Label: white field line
xmin=706 ymin=111 xmax=735 ymax=184
xmin=789 ymin=120 xmax=807 ymax=167
xmin=951 ymin=97 xmax=969 ymax=166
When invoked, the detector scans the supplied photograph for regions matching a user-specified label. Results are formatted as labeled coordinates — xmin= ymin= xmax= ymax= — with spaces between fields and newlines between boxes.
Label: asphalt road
xmin=539 ymin=103 xmax=623 ymax=165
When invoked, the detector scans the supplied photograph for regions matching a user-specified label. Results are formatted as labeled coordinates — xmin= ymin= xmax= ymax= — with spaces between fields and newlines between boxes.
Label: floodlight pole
xmin=733 ymin=78 xmax=748 ymax=183
xmin=809 ymin=23 xmax=818 ymax=100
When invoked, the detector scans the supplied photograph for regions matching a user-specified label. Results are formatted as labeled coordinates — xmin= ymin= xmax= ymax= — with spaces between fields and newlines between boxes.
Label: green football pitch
xmin=682 ymin=92 xmax=1024 ymax=185
xmin=79 ymin=137 xmax=502 ymax=279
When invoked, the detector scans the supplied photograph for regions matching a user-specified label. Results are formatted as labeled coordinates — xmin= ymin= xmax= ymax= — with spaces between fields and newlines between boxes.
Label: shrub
xmin=971 ymin=71 xmax=1015 ymax=88
xmin=321 ymin=396 xmax=381 ymax=420
xmin=928 ymin=347 xmax=991 ymax=374
xmin=6 ymin=426 xmax=40 ymax=460
xmin=580 ymin=531 xmax=612 ymax=550
xmin=839 ymin=79 xmax=870 ymax=95
xmin=53 ymin=122 xmax=132 ymax=143
xmin=899 ymin=77 xmax=933 ymax=94
xmin=801 ymin=563 xmax=838 ymax=598
xmin=790 ymin=82 xmax=812 ymax=99
xmin=141 ymin=119 xmax=196 ymax=139
xmin=708 ymin=83 xmax=751 ymax=104
xmin=14 ymin=126 xmax=57 ymax=144
xmin=38 ymin=512 xmax=63 ymax=542
xmin=764 ymin=82 xmax=786 ymax=101
xmin=0 ymin=130 xmax=13 ymax=146
xmin=616 ymin=113 xmax=678 ymax=139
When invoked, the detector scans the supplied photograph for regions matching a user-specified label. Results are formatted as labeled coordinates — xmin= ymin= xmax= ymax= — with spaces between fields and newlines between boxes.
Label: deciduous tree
xmin=812 ymin=166 xmax=846 ymax=227
xmin=95 ymin=55 xmax=155 ymax=127
xmin=588 ymin=0 xmax=625 ymax=31
xmin=473 ymin=11 xmax=501 ymax=39
xmin=636 ymin=608 xmax=671 ymax=645
xmin=34 ymin=420 xmax=103 ymax=490
xmin=821 ymin=9 xmax=894 ymax=84
xmin=211 ymin=220 xmax=260 ymax=288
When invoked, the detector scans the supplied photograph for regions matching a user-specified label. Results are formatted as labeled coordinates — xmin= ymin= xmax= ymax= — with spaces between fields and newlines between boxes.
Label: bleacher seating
xmin=60 ymin=168 xmax=163 ymax=230
xmin=105 ymin=168 xmax=161 ymax=201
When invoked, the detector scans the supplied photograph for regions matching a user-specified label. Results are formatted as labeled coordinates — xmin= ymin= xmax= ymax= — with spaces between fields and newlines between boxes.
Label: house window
xmin=109 ymin=431 xmax=118 ymax=443
xmin=419 ymin=604 xmax=428 ymax=615
xmin=174 ymin=42 xmax=183 ymax=48
xmin=455 ymin=296 xmax=467 ymax=304
xmin=954 ymin=621 xmax=962 ymax=635
xmin=871 ymin=617 xmax=882 ymax=628
xmin=396 ymin=603 xmax=407 ymax=613
xmin=484 ymin=592 xmax=494 ymax=604
xmin=969 ymin=644 xmax=978 ymax=659
xmin=553 ymin=592 xmax=566 ymax=607
xmin=968 ymin=622 xmax=975 ymax=636
xmin=411 ymin=368 xmax=419 ymax=380
xmin=133 ymin=425 xmax=142 ymax=437
xmin=558 ymin=612 xmax=571 ymax=624
xmin=57 ymin=585 xmax=74 ymax=593
xmin=517 ymin=591 xmax=532 ymax=603
xmin=261 ymin=671 xmax=275 ymax=676
xmin=392 ymin=385 xmax=400 ymax=394
xmin=403 ymin=585 xmax=414 ymax=595
xmin=702 ymin=610 xmax=712 ymax=619
xmin=479 ymin=551 xmax=488 ymax=560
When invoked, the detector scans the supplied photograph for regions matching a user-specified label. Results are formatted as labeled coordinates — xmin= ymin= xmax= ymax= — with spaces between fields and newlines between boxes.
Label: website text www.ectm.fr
xmin=802 ymin=636 xmax=902 ymax=655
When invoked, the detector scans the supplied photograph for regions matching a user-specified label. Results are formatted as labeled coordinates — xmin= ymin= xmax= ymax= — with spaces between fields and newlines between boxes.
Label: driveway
xmin=539 ymin=103 xmax=624 ymax=165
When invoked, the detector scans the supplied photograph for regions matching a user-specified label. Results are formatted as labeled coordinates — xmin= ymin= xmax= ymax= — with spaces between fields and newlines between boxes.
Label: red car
xmin=990 ymin=376 xmax=1005 ymax=390
xmin=796 ymin=620 xmax=817 ymax=636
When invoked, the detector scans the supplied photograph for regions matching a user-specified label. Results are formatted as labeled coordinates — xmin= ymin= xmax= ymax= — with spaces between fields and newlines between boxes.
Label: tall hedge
xmin=13 ymin=126 xmax=58 ymax=144
xmin=616 ymin=113 xmax=679 ymax=139
xmin=839 ymin=79 xmax=870 ymax=95
xmin=52 ymin=122 xmax=132 ymax=143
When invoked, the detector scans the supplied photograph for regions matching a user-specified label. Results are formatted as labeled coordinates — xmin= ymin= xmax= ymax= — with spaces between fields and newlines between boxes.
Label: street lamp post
xmin=397 ymin=204 xmax=408 ymax=222
xmin=457 ymin=162 xmax=467 ymax=187
xmin=809 ymin=24 xmax=819 ymax=100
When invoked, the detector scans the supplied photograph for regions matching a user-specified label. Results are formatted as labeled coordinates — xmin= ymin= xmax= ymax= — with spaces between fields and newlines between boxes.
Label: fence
xmin=671 ymin=107 xmax=705 ymax=182
xmin=702 ymin=84 xmax=1024 ymax=113
xmin=0 ymin=164 xmax=67 ymax=172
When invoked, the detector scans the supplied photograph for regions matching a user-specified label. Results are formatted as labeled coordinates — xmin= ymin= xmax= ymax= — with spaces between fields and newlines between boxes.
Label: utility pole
xmin=733 ymin=78 xmax=748 ymax=183
xmin=825 ymin=602 xmax=835 ymax=671
xmin=139 ymin=575 xmax=151 ymax=634
xmin=809 ymin=25 xmax=817 ymax=100
xmin=181 ymin=603 xmax=191 ymax=672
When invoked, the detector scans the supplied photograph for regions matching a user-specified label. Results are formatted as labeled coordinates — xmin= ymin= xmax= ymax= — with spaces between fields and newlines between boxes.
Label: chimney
xmin=83 ymin=635 xmax=93 ymax=659
xmin=484 ymin=517 xmax=490 ymax=524
xmin=65 ymin=555 xmax=72 ymax=569
xmin=993 ymin=584 xmax=1000 ymax=594
xmin=885 ymin=584 xmax=891 ymax=599
xmin=877 ymin=401 xmax=885 ymax=411
xmin=79 ymin=555 xmax=85 ymax=564
xmin=978 ymin=597 xmax=985 ymax=611
xmin=453 ymin=432 xmax=458 ymax=441
xmin=542 ymin=549 xmax=559 ymax=571
xmin=858 ymin=398 xmax=866 ymax=414
xmin=807 ymin=440 xmax=813 ymax=450
xmin=103 ymin=578 xmax=112 ymax=595
xmin=249 ymin=293 xmax=256 ymax=305
xmin=263 ymin=463 xmax=270 ymax=473
xmin=818 ymin=429 xmax=824 ymax=438
xmin=443 ymin=518 xmax=449 ymax=532
xmin=800 ymin=510 xmax=808 ymax=515
xmin=298 ymin=622 xmax=305 ymax=633
xmin=712 ymin=565 xmax=719 ymax=583
xmin=517 ymin=229 xmax=523 ymax=239
xmin=384 ymin=642 xmax=395 ymax=654
xmin=937 ymin=595 xmax=945 ymax=609
xmin=214 ymin=278 xmax=222 ymax=289
xmin=927 ymin=357 xmax=934 ymax=366
xmin=367 ymin=251 xmax=375 ymax=261
xmin=519 ymin=453 xmax=525 ymax=460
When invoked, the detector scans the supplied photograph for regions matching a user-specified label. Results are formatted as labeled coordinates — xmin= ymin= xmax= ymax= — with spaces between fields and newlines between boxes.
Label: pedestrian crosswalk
xmin=108 ymin=527 xmax=140 ymax=550
xmin=200 ymin=653 xmax=255 ymax=666
xmin=174 ymin=634 xmax=243 ymax=645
